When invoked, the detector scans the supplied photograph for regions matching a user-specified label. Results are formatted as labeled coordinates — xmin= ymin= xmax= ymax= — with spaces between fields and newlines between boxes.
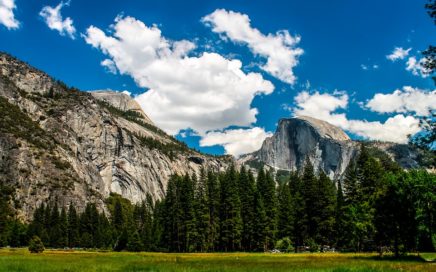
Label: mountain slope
xmin=238 ymin=115 xmax=430 ymax=179
xmin=0 ymin=53 xmax=231 ymax=220
xmin=239 ymin=116 xmax=357 ymax=179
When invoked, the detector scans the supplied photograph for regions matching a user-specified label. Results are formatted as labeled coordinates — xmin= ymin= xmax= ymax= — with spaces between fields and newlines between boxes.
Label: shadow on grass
xmin=352 ymin=254 xmax=434 ymax=263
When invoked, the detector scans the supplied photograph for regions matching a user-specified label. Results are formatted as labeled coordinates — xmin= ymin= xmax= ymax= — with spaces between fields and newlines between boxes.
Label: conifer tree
xmin=163 ymin=175 xmax=183 ymax=252
xmin=238 ymin=166 xmax=256 ymax=251
xmin=219 ymin=165 xmax=242 ymax=251
xmin=252 ymin=188 xmax=267 ymax=252
xmin=207 ymin=171 xmax=220 ymax=251
xmin=316 ymin=171 xmax=336 ymax=246
xmin=194 ymin=168 xmax=210 ymax=252
xmin=49 ymin=202 xmax=61 ymax=247
xmin=289 ymin=171 xmax=305 ymax=251
xmin=180 ymin=174 xmax=196 ymax=252
xmin=58 ymin=207 xmax=68 ymax=248
xmin=334 ymin=180 xmax=345 ymax=248
xmin=301 ymin=159 xmax=319 ymax=242
xmin=127 ymin=231 xmax=144 ymax=252
xmin=257 ymin=168 xmax=277 ymax=250
xmin=67 ymin=203 xmax=79 ymax=248
xmin=277 ymin=182 xmax=294 ymax=240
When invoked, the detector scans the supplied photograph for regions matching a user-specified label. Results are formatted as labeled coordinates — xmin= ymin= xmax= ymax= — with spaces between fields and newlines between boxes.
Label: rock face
xmin=241 ymin=116 xmax=358 ymax=179
xmin=91 ymin=91 xmax=154 ymax=125
xmin=0 ymin=53 xmax=231 ymax=220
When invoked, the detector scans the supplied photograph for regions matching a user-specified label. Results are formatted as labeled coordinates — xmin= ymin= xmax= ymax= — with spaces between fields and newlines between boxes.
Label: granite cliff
xmin=238 ymin=116 xmax=427 ymax=179
xmin=239 ymin=116 xmax=358 ymax=179
xmin=0 ymin=53 xmax=230 ymax=220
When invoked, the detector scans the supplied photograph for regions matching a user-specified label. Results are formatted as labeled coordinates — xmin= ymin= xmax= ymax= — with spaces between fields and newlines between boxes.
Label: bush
xmin=275 ymin=237 xmax=294 ymax=253
xmin=305 ymin=238 xmax=320 ymax=253
xmin=28 ymin=236 xmax=44 ymax=253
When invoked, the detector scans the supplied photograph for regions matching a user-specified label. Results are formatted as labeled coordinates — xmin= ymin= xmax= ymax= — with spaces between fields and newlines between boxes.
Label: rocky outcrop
xmin=238 ymin=116 xmax=428 ymax=179
xmin=0 ymin=53 xmax=231 ymax=221
xmin=91 ymin=90 xmax=154 ymax=125
xmin=240 ymin=116 xmax=358 ymax=179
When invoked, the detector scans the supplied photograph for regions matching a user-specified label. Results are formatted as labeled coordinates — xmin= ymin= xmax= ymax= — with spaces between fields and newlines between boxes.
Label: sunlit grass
xmin=0 ymin=248 xmax=434 ymax=272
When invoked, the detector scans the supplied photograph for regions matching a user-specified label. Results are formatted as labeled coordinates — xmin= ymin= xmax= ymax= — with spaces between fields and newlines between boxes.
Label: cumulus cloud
xmin=202 ymin=9 xmax=303 ymax=84
xmin=121 ymin=90 xmax=131 ymax=96
xmin=39 ymin=1 xmax=76 ymax=39
xmin=0 ymin=0 xmax=19 ymax=29
xmin=292 ymin=90 xmax=421 ymax=143
xmin=366 ymin=86 xmax=436 ymax=116
xmin=101 ymin=59 xmax=117 ymax=74
xmin=386 ymin=47 xmax=411 ymax=61
xmin=84 ymin=16 xmax=274 ymax=136
xmin=406 ymin=56 xmax=430 ymax=78
xmin=200 ymin=127 xmax=272 ymax=157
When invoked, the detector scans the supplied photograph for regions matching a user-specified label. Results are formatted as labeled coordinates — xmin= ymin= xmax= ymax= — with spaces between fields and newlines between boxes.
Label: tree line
xmin=0 ymin=145 xmax=434 ymax=256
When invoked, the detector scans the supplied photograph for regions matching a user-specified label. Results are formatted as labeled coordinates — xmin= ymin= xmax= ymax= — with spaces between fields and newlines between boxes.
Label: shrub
xmin=275 ymin=237 xmax=294 ymax=253
xmin=28 ymin=236 xmax=44 ymax=253
xmin=305 ymin=238 xmax=320 ymax=253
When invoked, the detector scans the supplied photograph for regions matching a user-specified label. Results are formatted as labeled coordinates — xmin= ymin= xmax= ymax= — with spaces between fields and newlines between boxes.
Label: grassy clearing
xmin=0 ymin=249 xmax=434 ymax=272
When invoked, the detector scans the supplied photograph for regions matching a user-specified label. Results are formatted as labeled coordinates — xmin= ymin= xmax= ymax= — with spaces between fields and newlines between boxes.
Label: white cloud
xmin=121 ymin=90 xmax=131 ymax=96
xmin=366 ymin=86 xmax=436 ymax=116
xmin=0 ymin=0 xmax=19 ymax=29
xmin=200 ymin=127 xmax=272 ymax=157
xmin=293 ymin=91 xmax=421 ymax=143
xmin=202 ymin=9 xmax=303 ymax=84
xmin=39 ymin=1 xmax=76 ymax=39
xmin=361 ymin=64 xmax=368 ymax=70
xmin=386 ymin=47 xmax=411 ymax=61
xmin=101 ymin=59 xmax=117 ymax=74
xmin=406 ymin=56 xmax=430 ymax=78
xmin=84 ymin=16 xmax=274 ymax=136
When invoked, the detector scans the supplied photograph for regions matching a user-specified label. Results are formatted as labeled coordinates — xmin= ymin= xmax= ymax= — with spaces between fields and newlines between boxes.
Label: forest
xmin=0 ymin=144 xmax=434 ymax=257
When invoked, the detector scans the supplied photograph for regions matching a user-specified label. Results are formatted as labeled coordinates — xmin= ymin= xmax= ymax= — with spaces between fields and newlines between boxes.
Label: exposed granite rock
xmin=238 ymin=116 xmax=426 ymax=179
xmin=240 ymin=116 xmax=358 ymax=179
xmin=91 ymin=90 xmax=154 ymax=125
xmin=0 ymin=53 xmax=231 ymax=221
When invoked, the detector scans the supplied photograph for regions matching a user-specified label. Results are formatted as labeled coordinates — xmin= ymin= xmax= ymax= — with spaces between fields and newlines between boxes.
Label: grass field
xmin=0 ymin=249 xmax=434 ymax=272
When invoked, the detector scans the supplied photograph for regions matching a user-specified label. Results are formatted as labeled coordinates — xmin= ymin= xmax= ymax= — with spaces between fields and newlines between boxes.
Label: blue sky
xmin=1 ymin=0 xmax=435 ymax=156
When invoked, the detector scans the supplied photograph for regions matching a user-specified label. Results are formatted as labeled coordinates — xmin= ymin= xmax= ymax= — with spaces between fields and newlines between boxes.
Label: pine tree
xmin=113 ymin=199 xmax=124 ymax=231
xmin=127 ymin=231 xmax=144 ymax=252
xmin=49 ymin=202 xmax=61 ymax=247
xmin=316 ymin=171 xmax=336 ymax=246
xmin=252 ymin=188 xmax=267 ymax=252
xmin=257 ymin=168 xmax=277 ymax=250
xmin=334 ymin=180 xmax=345 ymax=249
xmin=58 ymin=207 xmax=68 ymax=248
xmin=97 ymin=212 xmax=113 ymax=248
xmin=9 ymin=220 xmax=27 ymax=247
xmin=163 ymin=175 xmax=183 ymax=252
xmin=277 ymin=182 xmax=294 ymax=240
xmin=194 ymin=168 xmax=210 ymax=252
xmin=180 ymin=174 xmax=196 ymax=252
xmin=238 ymin=166 xmax=256 ymax=251
xmin=289 ymin=171 xmax=305 ymax=252
xmin=207 ymin=171 xmax=220 ymax=251
xmin=42 ymin=204 xmax=51 ymax=245
xmin=301 ymin=159 xmax=319 ymax=243
xmin=0 ymin=184 xmax=13 ymax=246
xmin=219 ymin=165 xmax=242 ymax=251
xmin=28 ymin=204 xmax=45 ymax=243
xmin=67 ymin=203 xmax=79 ymax=248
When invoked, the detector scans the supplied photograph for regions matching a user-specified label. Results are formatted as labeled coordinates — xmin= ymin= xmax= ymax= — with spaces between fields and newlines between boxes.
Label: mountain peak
xmin=291 ymin=116 xmax=350 ymax=141
xmin=90 ymin=90 xmax=154 ymax=125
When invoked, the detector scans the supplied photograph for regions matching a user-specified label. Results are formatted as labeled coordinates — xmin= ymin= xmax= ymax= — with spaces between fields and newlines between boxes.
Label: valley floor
xmin=0 ymin=249 xmax=434 ymax=272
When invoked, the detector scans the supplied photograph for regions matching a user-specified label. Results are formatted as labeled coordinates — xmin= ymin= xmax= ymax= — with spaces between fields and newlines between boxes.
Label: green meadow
xmin=0 ymin=249 xmax=434 ymax=272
